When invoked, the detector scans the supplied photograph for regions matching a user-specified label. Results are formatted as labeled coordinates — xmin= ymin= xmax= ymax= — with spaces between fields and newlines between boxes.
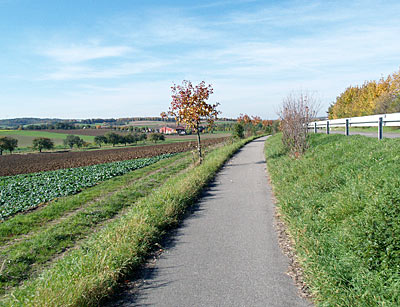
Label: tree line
xmin=0 ymin=132 xmax=166 ymax=155
xmin=233 ymin=114 xmax=279 ymax=138
xmin=328 ymin=68 xmax=400 ymax=119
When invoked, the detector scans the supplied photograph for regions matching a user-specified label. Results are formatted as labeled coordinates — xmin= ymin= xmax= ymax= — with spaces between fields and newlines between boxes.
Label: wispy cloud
xmin=42 ymin=59 xmax=171 ymax=80
xmin=41 ymin=44 xmax=133 ymax=63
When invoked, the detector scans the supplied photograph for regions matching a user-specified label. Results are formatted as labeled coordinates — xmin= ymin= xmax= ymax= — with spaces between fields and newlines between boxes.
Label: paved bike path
xmin=109 ymin=136 xmax=311 ymax=306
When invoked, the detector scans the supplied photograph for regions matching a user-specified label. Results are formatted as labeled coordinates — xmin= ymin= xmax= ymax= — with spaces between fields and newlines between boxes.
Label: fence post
xmin=378 ymin=117 xmax=383 ymax=140
xmin=326 ymin=121 xmax=330 ymax=134
xmin=345 ymin=119 xmax=349 ymax=136
xmin=314 ymin=122 xmax=317 ymax=133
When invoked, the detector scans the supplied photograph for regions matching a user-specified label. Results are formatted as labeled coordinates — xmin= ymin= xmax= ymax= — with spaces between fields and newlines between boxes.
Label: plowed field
xmin=0 ymin=137 xmax=228 ymax=176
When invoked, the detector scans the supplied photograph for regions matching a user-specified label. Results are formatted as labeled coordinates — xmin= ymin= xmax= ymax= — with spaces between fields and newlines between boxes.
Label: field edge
xmin=1 ymin=135 xmax=262 ymax=306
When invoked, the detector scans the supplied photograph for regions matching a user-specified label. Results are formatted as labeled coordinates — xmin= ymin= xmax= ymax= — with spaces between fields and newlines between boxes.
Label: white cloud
xmin=42 ymin=45 xmax=133 ymax=63
xmin=42 ymin=60 xmax=171 ymax=80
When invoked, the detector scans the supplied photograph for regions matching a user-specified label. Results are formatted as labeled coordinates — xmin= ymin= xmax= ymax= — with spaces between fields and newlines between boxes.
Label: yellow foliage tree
xmin=329 ymin=68 xmax=400 ymax=118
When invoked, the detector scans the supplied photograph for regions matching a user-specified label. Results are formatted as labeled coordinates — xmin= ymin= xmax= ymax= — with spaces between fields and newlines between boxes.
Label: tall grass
xmin=265 ymin=133 xmax=400 ymax=306
xmin=1 ymin=137 xmax=257 ymax=306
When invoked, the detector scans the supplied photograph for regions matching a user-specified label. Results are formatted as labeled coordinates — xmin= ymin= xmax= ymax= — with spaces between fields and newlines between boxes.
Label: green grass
xmin=330 ymin=126 xmax=400 ymax=133
xmin=0 ymin=153 xmax=191 ymax=294
xmin=265 ymin=133 xmax=400 ymax=306
xmin=0 ymin=130 xmax=95 ymax=151
xmin=0 ymin=136 xmax=258 ymax=306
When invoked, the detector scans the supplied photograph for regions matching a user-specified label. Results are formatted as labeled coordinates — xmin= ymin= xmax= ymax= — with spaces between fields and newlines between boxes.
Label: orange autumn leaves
xmin=162 ymin=80 xmax=220 ymax=132
xmin=237 ymin=114 xmax=273 ymax=128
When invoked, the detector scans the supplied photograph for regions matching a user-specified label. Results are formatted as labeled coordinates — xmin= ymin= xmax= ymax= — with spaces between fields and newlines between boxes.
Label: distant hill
xmin=0 ymin=117 xmax=236 ymax=129
xmin=0 ymin=117 xmax=172 ymax=129
xmin=0 ymin=118 xmax=69 ymax=128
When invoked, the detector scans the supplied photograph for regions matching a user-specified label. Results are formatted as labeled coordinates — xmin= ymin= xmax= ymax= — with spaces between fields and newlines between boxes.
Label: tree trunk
xmin=196 ymin=128 xmax=202 ymax=163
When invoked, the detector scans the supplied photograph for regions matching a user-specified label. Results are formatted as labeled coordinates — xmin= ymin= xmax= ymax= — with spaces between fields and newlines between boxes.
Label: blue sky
xmin=1 ymin=0 xmax=400 ymax=119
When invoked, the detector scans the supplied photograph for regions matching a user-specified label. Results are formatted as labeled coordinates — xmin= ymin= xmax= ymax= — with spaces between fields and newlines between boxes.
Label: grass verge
xmin=265 ymin=133 xmax=400 ymax=306
xmin=0 ymin=153 xmax=192 ymax=293
xmin=1 ymin=136 xmax=258 ymax=306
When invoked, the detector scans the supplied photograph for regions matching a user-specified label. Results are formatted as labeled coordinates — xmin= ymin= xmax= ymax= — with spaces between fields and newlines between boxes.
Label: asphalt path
xmin=107 ymin=136 xmax=311 ymax=307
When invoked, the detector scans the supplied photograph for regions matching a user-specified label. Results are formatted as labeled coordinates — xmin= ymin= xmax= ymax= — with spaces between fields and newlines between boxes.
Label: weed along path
xmin=107 ymin=136 xmax=310 ymax=307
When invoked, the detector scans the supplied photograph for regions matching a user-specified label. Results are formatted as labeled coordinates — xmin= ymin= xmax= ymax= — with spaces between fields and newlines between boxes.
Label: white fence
xmin=307 ymin=112 xmax=400 ymax=139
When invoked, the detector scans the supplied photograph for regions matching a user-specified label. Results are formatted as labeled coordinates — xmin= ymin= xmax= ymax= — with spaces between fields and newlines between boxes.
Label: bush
xmin=233 ymin=123 xmax=244 ymax=139
xmin=277 ymin=92 xmax=318 ymax=157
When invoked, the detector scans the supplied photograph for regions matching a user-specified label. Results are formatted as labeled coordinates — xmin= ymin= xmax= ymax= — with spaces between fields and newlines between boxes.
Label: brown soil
xmin=0 ymin=138 xmax=228 ymax=176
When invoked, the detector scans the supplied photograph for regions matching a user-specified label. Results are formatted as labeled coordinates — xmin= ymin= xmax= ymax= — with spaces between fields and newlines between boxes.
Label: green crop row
xmin=0 ymin=154 xmax=174 ymax=220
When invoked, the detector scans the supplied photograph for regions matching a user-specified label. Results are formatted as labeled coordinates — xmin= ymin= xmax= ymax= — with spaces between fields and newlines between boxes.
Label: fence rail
xmin=307 ymin=112 xmax=400 ymax=139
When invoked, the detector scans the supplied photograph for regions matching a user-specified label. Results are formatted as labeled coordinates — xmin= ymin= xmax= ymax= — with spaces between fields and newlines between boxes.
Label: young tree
xmin=163 ymin=80 xmax=220 ymax=162
xmin=33 ymin=137 xmax=54 ymax=153
xmin=233 ymin=123 xmax=244 ymax=139
xmin=0 ymin=137 xmax=18 ymax=155
xmin=278 ymin=92 xmax=318 ymax=157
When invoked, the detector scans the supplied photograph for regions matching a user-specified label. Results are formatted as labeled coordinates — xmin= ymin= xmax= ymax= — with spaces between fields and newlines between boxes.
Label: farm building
xmin=159 ymin=126 xmax=186 ymax=135
xmin=176 ymin=126 xmax=186 ymax=134
xmin=159 ymin=126 xmax=176 ymax=134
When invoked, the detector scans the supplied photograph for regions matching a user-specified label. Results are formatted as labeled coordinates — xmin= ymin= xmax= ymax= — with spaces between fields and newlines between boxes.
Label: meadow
xmin=265 ymin=133 xmax=400 ymax=306
xmin=0 ymin=130 xmax=94 ymax=148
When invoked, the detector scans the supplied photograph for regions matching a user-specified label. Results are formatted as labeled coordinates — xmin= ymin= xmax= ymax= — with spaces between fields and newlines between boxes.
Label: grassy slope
xmin=0 ymin=153 xmax=191 ymax=293
xmin=1 ymin=136 xmax=257 ymax=306
xmin=265 ymin=133 xmax=400 ymax=306
xmin=331 ymin=126 xmax=400 ymax=133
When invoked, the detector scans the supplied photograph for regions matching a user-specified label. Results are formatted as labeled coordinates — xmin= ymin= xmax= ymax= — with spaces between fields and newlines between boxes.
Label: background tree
xmin=105 ymin=132 xmax=121 ymax=147
xmin=125 ymin=133 xmax=138 ymax=145
xmin=328 ymin=68 xmax=400 ymax=118
xmin=0 ymin=136 xmax=18 ymax=155
xmin=74 ymin=136 xmax=84 ymax=148
xmin=94 ymin=135 xmax=107 ymax=147
xmin=163 ymin=80 xmax=220 ymax=162
xmin=64 ymin=135 xmax=84 ymax=149
xmin=33 ymin=137 xmax=54 ymax=153
xmin=233 ymin=123 xmax=244 ymax=139
xmin=139 ymin=133 xmax=147 ymax=143
xmin=148 ymin=133 xmax=165 ymax=143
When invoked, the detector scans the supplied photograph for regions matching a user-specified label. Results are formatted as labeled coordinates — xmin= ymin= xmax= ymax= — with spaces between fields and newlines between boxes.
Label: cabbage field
xmin=0 ymin=153 xmax=174 ymax=220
